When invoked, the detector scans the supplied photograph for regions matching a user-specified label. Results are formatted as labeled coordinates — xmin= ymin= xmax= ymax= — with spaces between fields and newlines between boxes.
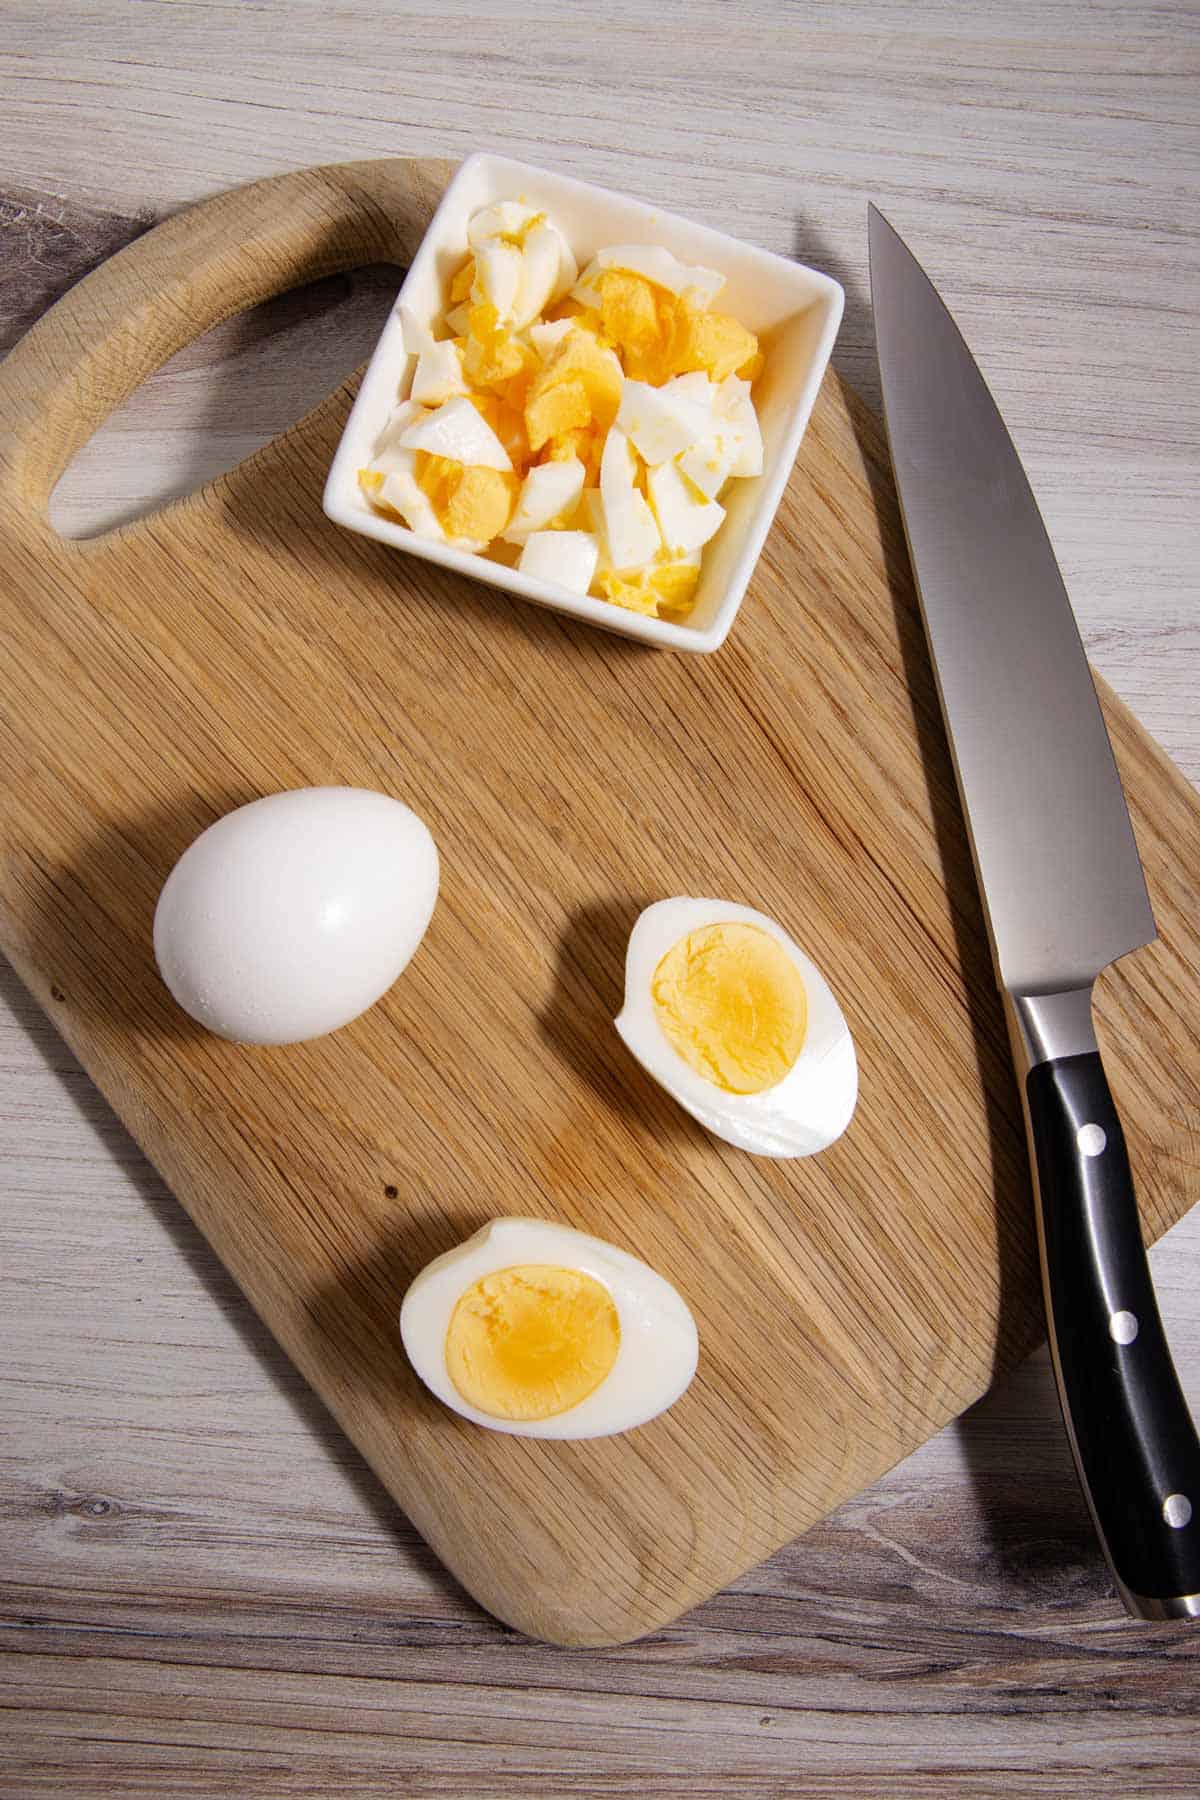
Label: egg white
xmin=615 ymin=898 xmax=858 ymax=1158
xmin=399 ymin=1217 xmax=699 ymax=1440
xmin=518 ymin=531 xmax=598 ymax=595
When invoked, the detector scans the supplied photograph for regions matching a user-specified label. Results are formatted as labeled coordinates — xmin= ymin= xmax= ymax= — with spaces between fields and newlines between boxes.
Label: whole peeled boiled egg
xmin=153 ymin=787 xmax=438 ymax=1045
xmin=400 ymin=1218 xmax=699 ymax=1439
xmin=616 ymin=898 xmax=857 ymax=1158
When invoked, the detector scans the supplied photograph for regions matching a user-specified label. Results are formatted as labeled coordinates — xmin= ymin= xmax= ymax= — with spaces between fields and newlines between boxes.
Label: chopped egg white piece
xmin=527 ymin=316 xmax=576 ymax=359
xmin=374 ymin=463 xmax=447 ymax=540
xmin=364 ymin=401 xmax=447 ymax=539
xmin=373 ymin=398 xmax=426 ymax=454
xmin=474 ymin=238 xmax=524 ymax=321
xmin=716 ymin=374 xmax=764 ymax=477
xmin=410 ymin=339 xmax=468 ymax=407
xmin=668 ymin=371 xmax=714 ymax=403
xmin=581 ymin=488 xmax=611 ymax=571
xmin=600 ymin=427 xmax=662 ymax=570
xmin=518 ymin=529 xmax=599 ymax=594
xmin=503 ymin=457 xmax=586 ymax=542
xmin=399 ymin=305 xmax=436 ymax=355
xmin=647 ymin=460 xmax=726 ymax=554
xmin=467 ymin=200 xmax=540 ymax=247
xmin=397 ymin=396 xmax=512 ymax=470
xmin=677 ymin=433 xmax=738 ymax=500
xmin=617 ymin=376 xmax=716 ymax=466
xmin=547 ymin=226 xmax=578 ymax=302
xmin=512 ymin=221 xmax=564 ymax=329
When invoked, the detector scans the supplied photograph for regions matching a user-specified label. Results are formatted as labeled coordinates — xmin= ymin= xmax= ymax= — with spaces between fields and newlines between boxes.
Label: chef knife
xmin=868 ymin=204 xmax=1200 ymax=1619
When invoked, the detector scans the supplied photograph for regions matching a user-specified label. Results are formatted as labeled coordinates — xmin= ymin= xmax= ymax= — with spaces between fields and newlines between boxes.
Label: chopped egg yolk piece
xmin=469 ymin=391 xmax=533 ymax=477
xmin=596 ymin=270 xmax=660 ymax=361
xmin=670 ymin=304 xmax=759 ymax=383
xmin=444 ymin=1264 xmax=621 ymax=1421
xmin=525 ymin=329 xmax=624 ymax=452
xmin=449 ymin=256 xmax=476 ymax=303
xmin=651 ymin=922 xmax=808 ymax=1095
xmin=546 ymin=424 xmax=603 ymax=485
xmin=463 ymin=327 xmax=533 ymax=391
xmin=415 ymin=455 xmax=516 ymax=542
xmin=526 ymin=375 xmax=592 ymax=451
xmin=359 ymin=201 xmax=765 ymax=621
xmin=597 ymin=559 xmax=700 ymax=617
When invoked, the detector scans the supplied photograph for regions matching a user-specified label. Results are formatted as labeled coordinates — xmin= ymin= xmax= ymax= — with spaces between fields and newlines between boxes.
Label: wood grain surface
xmin=2 ymin=4 xmax=1198 ymax=1794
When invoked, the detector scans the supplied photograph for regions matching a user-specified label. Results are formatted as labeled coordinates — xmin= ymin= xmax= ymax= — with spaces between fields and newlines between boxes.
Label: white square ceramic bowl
xmin=323 ymin=153 xmax=844 ymax=653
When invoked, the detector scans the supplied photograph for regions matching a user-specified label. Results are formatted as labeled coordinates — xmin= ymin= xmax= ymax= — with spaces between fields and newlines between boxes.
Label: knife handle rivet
xmin=1109 ymin=1310 xmax=1139 ymax=1345
xmin=1163 ymin=1493 xmax=1193 ymax=1529
xmin=1076 ymin=1123 xmax=1107 ymax=1158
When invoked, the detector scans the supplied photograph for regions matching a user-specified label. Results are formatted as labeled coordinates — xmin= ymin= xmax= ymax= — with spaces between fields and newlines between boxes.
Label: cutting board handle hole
xmin=48 ymin=264 xmax=402 ymax=541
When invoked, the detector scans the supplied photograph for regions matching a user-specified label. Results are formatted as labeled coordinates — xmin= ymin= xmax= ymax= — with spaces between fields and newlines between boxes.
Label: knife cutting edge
xmin=868 ymin=204 xmax=1200 ymax=1619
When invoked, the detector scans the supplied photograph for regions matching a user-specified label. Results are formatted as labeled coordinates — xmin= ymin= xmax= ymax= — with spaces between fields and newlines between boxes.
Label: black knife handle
xmin=1026 ymin=1049 xmax=1200 ymax=1613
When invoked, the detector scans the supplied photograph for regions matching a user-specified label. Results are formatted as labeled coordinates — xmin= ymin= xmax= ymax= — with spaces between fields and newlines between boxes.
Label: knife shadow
xmin=846 ymin=385 xmax=1107 ymax=1588
xmin=792 ymin=216 xmax=879 ymax=413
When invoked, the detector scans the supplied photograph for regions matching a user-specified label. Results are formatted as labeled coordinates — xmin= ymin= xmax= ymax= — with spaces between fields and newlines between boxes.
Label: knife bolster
xmin=1007 ymin=985 xmax=1097 ymax=1073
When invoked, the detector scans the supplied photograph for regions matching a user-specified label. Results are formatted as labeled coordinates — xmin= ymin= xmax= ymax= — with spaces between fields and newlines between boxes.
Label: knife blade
xmin=869 ymin=203 xmax=1200 ymax=1620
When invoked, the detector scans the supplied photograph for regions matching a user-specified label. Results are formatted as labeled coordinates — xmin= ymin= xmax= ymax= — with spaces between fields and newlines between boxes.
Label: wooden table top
xmin=2 ymin=3 xmax=1198 ymax=1794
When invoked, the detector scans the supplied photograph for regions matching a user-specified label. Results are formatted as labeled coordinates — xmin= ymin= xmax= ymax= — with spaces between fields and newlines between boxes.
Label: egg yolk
xmin=413 ymin=453 xmax=516 ymax=541
xmin=597 ymin=560 xmax=700 ymax=617
xmin=444 ymin=1264 xmax=621 ymax=1421
xmin=668 ymin=305 xmax=759 ymax=383
xmin=651 ymin=922 xmax=807 ymax=1094
xmin=524 ymin=330 xmax=624 ymax=451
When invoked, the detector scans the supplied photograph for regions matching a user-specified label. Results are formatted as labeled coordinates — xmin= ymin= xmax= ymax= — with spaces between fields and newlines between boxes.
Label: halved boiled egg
xmin=616 ymin=898 xmax=858 ymax=1158
xmin=400 ymin=1217 xmax=698 ymax=1439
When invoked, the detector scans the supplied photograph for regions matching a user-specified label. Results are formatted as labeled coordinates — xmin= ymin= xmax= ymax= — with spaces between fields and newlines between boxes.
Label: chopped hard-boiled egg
xmin=358 ymin=201 xmax=765 ymax=622
xmin=646 ymin=460 xmax=726 ymax=555
xmin=511 ymin=222 xmax=565 ymax=327
xmin=616 ymin=377 xmax=715 ymax=466
xmin=473 ymin=239 xmax=524 ymax=322
xmin=715 ymin=375 xmax=765 ymax=477
xmin=528 ymin=316 xmax=576 ymax=359
xmin=397 ymin=395 xmax=512 ymax=470
xmin=503 ymin=456 xmax=586 ymax=542
xmin=410 ymin=339 xmax=468 ymax=407
xmin=599 ymin=426 xmax=661 ymax=571
xmin=574 ymin=243 xmax=725 ymax=307
xmin=518 ymin=529 xmax=598 ymax=594
xmin=357 ymin=401 xmax=448 ymax=540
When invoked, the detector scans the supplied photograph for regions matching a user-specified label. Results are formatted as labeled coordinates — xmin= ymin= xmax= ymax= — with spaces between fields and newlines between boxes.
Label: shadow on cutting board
xmin=0 ymin=949 xmax=480 ymax=1620
xmin=11 ymin=800 xmax=495 ymax=1621
xmin=537 ymin=895 xmax=714 ymax=1155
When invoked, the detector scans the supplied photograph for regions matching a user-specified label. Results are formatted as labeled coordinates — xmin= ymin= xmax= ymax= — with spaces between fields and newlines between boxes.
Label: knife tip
xmin=867 ymin=202 xmax=893 ymax=272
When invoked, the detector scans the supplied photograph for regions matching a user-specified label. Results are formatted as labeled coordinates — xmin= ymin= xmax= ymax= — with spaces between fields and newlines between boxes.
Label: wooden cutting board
xmin=2 ymin=157 xmax=1197 ymax=1648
